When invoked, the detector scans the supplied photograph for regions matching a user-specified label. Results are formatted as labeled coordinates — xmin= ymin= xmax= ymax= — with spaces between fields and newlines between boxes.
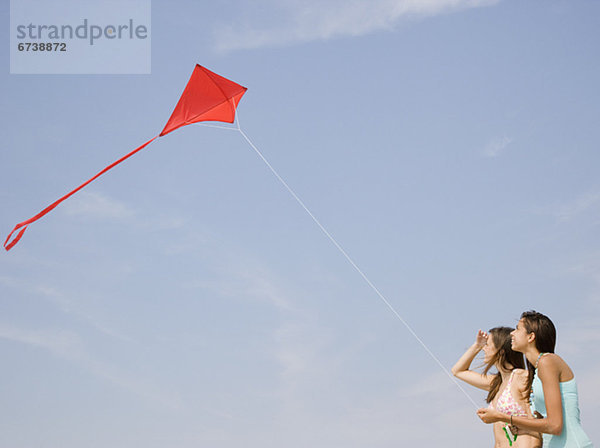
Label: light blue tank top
xmin=531 ymin=369 xmax=593 ymax=448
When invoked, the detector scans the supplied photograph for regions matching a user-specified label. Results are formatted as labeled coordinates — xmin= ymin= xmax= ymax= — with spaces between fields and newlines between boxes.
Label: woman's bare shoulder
xmin=539 ymin=354 xmax=574 ymax=381
xmin=537 ymin=353 xmax=561 ymax=367
xmin=536 ymin=353 xmax=571 ymax=380
xmin=512 ymin=369 xmax=530 ymax=391
xmin=513 ymin=368 xmax=528 ymax=378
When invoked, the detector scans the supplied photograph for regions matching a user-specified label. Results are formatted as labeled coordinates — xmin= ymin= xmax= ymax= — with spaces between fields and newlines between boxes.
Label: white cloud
xmin=265 ymin=351 xmax=488 ymax=446
xmin=63 ymin=191 xmax=135 ymax=221
xmin=530 ymin=190 xmax=600 ymax=226
xmin=182 ymin=248 xmax=297 ymax=312
xmin=568 ymin=254 xmax=600 ymax=289
xmin=553 ymin=191 xmax=600 ymax=222
xmin=0 ymin=276 xmax=135 ymax=343
xmin=273 ymin=320 xmax=332 ymax=390
xmin=482 ymin=135 xmax=512 ymax=158
xmin=559 ymin=323 xmax=600 ymax=357
xmin=213 ymin=0 xmax=500 ymax=52
xmin=265 ymin=313 xmax=488 ymax=446
xmin=0 ymin=322 xmax=182 ymax=410
xmin=0 ymin=322 xmax=81 ymax=356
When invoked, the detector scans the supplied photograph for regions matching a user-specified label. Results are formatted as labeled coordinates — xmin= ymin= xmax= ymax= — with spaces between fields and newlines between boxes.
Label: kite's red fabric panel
xmin=160 ymin=65 xmax=247 ymax=136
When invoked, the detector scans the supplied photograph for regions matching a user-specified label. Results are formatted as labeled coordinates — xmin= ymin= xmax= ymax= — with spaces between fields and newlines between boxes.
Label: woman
xmin=453 ymin=327 xmax=542 ymax=447
xmin=477 ymin=311 xmax=593 ymax=448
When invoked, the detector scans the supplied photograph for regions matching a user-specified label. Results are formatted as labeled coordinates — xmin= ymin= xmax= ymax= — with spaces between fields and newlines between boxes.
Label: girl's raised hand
xmin=475 ymin=329 xmax=488 ymax=348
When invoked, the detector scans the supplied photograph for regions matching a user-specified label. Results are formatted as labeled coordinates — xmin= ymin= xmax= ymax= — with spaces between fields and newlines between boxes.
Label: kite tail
xmin=4 ymin=135 xmax=159 ymax=251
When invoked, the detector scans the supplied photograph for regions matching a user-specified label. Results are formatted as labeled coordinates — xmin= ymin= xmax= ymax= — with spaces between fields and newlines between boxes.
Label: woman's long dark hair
xmin=521 ymin=310 xmax=557 ymax=395
xmin=483 ymin=326 xmax=526 ymax=403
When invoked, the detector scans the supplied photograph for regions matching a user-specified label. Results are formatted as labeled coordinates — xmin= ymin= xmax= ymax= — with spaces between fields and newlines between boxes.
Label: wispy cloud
xmin=0 ymin=322 xmax=80 ymax=356
xmin=0 ymin=322 xmax=182 ymax=410
xmin=272 ymin=320 xmax=338 ymax=393
xmin=568 ymin=252 xmax=600 ymax=285
xmin=482 ymin=135 xmax=512 ymax=158
xmin=63 ymin=191 xmax=135 ymax=221
xmin=559 ymin=322 xmax=600 ymax=357
xmin=265 ymin=346 xmax=487 ymax=446
xmin=213 ymin=0 xmax=500 ymax=52
xmin=553 ymin=191 xmax=600 ymax=222
xmin=0 ymin=275 xmax=135 ymax=343
xmin=397 ymin=370 xmax=469 ymax=398
xmin=181 ymin=243 xmax=297 ymax=311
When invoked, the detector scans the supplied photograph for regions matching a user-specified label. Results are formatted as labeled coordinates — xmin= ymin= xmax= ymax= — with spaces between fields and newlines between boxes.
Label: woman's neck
xmin=496 ymin=362 xmax=514 ymax=381
xmin=524 ymin=347 xmax=541 ymax=366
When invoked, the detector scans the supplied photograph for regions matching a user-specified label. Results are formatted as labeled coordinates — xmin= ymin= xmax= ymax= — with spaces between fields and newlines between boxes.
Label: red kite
xmin=4 ymin=64 xmax=247 ymax=251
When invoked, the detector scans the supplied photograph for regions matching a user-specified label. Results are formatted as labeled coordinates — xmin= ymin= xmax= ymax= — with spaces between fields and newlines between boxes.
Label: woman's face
xmin=511 ymin=319 xmax=530 ymax=353
xmin=482 ymin=334 xmax=497 ymax=363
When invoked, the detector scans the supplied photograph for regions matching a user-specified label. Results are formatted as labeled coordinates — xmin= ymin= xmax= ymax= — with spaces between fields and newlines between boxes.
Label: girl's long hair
xmin=483 ymin=326 xmax=526 ymax=403
xmin=521 ymin=310 xmax=557 ymax=395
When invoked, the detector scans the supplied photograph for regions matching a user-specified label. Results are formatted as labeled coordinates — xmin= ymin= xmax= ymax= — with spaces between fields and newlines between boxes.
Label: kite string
xmin=233 ymin=113 xmax=479 ymax=410
xmin=195 ymin=123 xmax=239 ymax=131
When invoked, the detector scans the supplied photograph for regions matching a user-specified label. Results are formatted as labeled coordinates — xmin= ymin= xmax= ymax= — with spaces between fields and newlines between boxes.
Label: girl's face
xmin=511 ymin=319 xmax=530 ymax=353
xmin=482 ymin=335 xmax=497 ymax=363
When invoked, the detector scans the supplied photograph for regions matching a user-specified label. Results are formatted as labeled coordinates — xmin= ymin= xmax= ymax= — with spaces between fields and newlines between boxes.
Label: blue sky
xmin=1 ymin=1 xmax=599 ymax=446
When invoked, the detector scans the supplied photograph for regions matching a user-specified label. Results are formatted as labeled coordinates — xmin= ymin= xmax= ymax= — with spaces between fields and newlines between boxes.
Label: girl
xmin=477 ymin=311 xmax=593 ymax=447
xmin=453 ymin=327 xmax=542 ymax=447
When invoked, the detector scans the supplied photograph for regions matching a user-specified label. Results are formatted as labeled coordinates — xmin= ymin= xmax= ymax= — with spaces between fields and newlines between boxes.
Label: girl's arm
xmin=477 ymin=356 xmax=564 ymax=435
xmin=451 ymin=330 xmax=492 ymax=391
